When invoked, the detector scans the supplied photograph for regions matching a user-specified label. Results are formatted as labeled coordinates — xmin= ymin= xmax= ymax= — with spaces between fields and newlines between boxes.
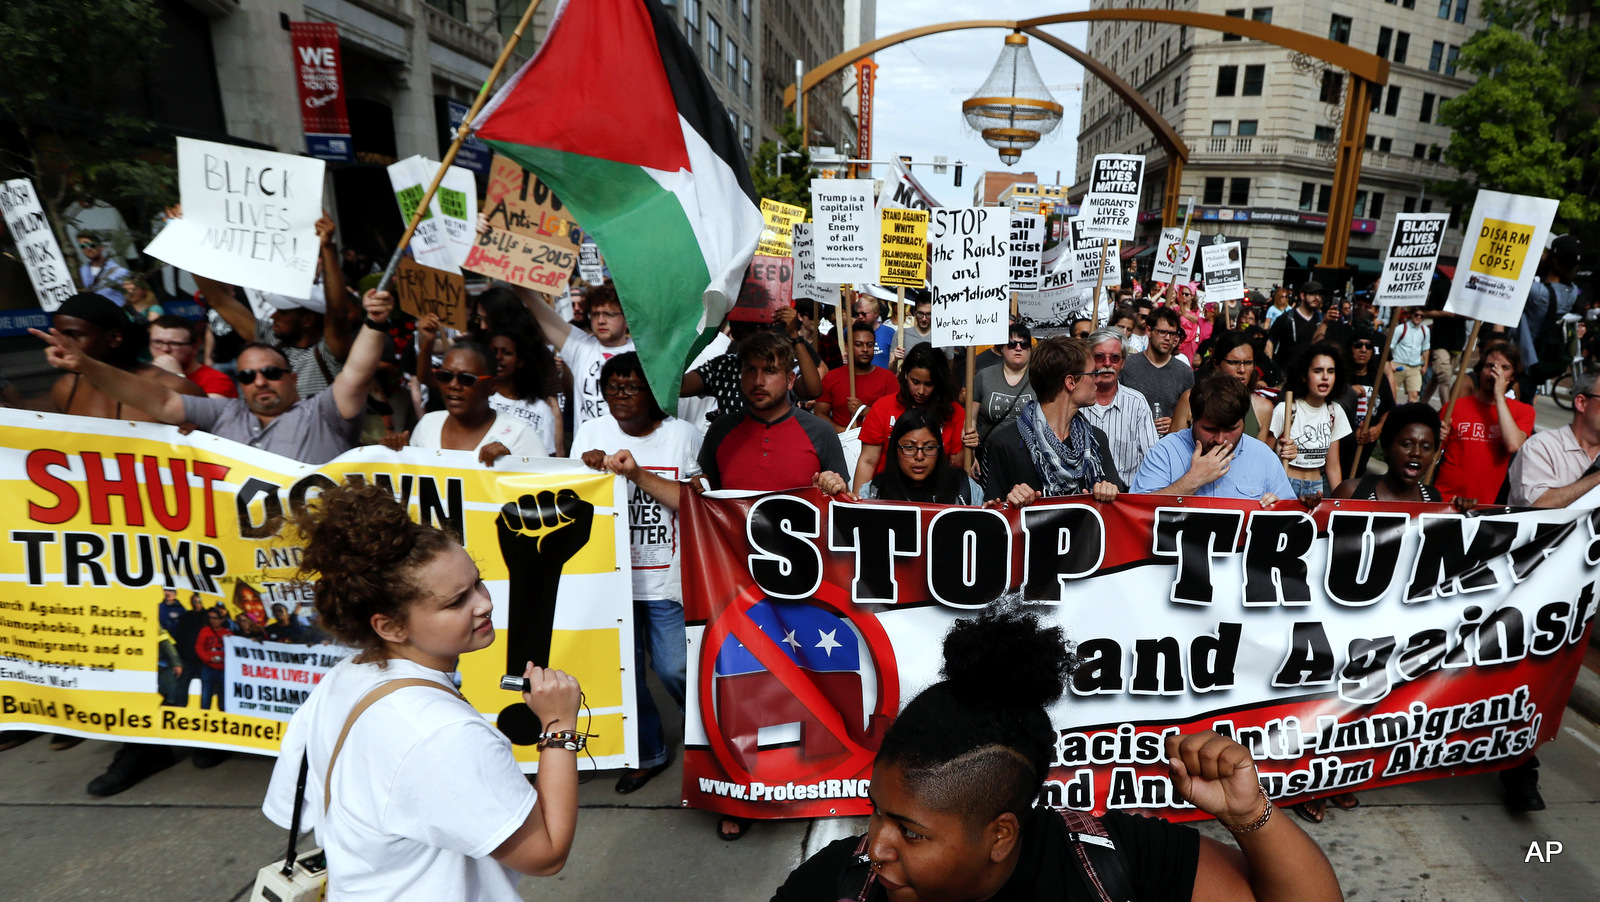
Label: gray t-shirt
xmin=1119 ymin=351 xmax=1194 ymax=418
xmin=182 ymin=390 xmax=361 ymax=464
xmin=972 ymin=365 xmax=1035 ymax=442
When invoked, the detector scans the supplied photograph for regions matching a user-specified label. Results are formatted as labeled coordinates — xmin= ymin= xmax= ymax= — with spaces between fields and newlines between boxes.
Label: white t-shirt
xmin=570 ymin=415 xmax=702 ymax=601
xmin=410 ymin=410 xmax=547 ymax=459
xmin=263 ymin=658 xmax=536 ymax=902
xmin=1269 ymin=397 xmax=1352 ymax=471
xmin=488 ymin=394 xmax=558 ymax=456
xmin=561 ymin=330 xmax=635 ymax=435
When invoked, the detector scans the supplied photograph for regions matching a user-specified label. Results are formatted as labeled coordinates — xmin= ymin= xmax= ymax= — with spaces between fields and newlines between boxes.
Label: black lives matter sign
xmin=1079 ymin=154 xmax=1144 ymax=242
xmin=1373 ymin=213 xmax=1448 ymax=306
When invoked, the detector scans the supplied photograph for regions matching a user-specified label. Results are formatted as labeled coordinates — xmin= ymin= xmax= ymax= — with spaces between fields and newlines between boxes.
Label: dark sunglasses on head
xmin=233 ymin=366 xmax=291 ymax=384
xmin=434 ymin=369 xmax=483 ymax=387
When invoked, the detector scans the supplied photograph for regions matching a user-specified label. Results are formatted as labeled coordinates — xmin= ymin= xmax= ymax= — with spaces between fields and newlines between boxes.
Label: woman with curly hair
xmin=486 ymin=329 xmax=562 ymax=456
xmin=263 ymin=483 xmax=582 ymax=900
xmin=1268 ymin=341 xmax=1352 ymax=501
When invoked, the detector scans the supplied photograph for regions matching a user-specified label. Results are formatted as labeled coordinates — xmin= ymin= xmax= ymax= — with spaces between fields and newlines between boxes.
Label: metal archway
xmin=786 ymin=11 xmax=1388 ymax=273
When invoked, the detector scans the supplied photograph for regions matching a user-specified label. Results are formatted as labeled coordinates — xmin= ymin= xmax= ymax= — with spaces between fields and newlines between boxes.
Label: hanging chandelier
xmin=962 ymin=33 xmax=1063 ymax=166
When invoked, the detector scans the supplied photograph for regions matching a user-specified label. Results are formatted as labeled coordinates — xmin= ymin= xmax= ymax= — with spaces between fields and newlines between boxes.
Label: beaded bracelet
xmin=1222 ymin=787 xmax=1274 ymax=835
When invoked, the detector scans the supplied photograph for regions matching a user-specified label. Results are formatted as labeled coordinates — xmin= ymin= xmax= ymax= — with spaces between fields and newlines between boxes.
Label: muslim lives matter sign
xmin=810 ymin=180 xmax=877 ymax=283
xmin=929 ymin=207 xmax=1009 ymax=346
xmin=144 ymin=138 xmax=326 ymax=299
xmin=1446 ymin=189 xmax=1560 ymax=327
xmin=0 ymin=179 xmax=75 ymax=310
xmin=1373 ymin=213 xmax=1449 ymax=307
xmin=1079 ymin=154 xmax=1145 ymax=241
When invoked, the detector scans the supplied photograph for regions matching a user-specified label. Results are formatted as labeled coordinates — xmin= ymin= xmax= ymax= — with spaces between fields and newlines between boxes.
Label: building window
xmin=1414 ymin=142 xmax=1427 ymax=158
xmin=1174 ymin=75 xmax=1182 ymax=104
xmin=1223 ymin=8 xmax=1244 ymax=40
xmin=1379 ymin=136 xmax=1393 ymax=152
xmin=1446 ymin=45 xmax=1460 ymax=75
xmin=1314 ymin=125 xmax=1338 ymax=142
xmin=1420 ymin=93 xmax=1435 ymax=122
xmin=1438 ymin=0 xmax=1450 ymax=17
xmin=1217 ymin=65 xmax=1238 ymax=96
xmin=1329 ymin=14 xmax=1352 ymax=44
xmin=1318 ymin=185 xmax=1333 ymax=213
xmin=742 ymin=122 xmax=752 ymax=154
xmin=1320 ymin=71 xmax=1344 ymax=104
xmin=1237 ymin=119 xmax=1258 ymax=135
xmin=1422 ymin=199 xmax=1434 ymax=213
xmin=742 ymin=57 xmax=752 ymax=104
xmin=1430 ymin=41 xmax=1445 ymax=72
xmin=424 ymin=0 xmax=467 ymax=20
xmin=1370 ymin=193 xmax=1385 ymax=220
xmin=1394 ymin=32 xmax=1409 ymax=64
xmin=1377 ymin=27 xmax=1393 ymax=59
xmin=684 ymin=0 xmax=700 ymax=55
xmin=1354 ymin=190 xmax=1368 ymax=218
xmin=1402 ymin=0 xmax=1415 ymax=7
xmin=1385 ymin=86 xmax=1402 ymax=115
xmin=1429 ymin=144 xmax=1443 ymax=161
xmin=1365 ymin=134 xmax=1376 ymax=150
xmin=1243 ymin=64 xmax=1265 ymax=95
xmin=1454 ymin=0 xmax=1469 ymax=22
xmin=1299 ymin=182 xmax=1316 ymax=211
xmin=1203 ymin=177 xmax=1225 ymax=205
xmin=1212 ymin=120 xmax=1232 ymax=136
xmin=727 ymin=38 xmax=737 ymax=85
xmin=1251 ymin=7 xmax=1273 ymax=23
xmin=1404 ymin=196 xmax=1417 ymax=213
xmin=741 ymin=0 xmax=750 ymax=37
xmin=1371 ymin=88 xmax=1382 ymax=112
xmin=1449 ymin=203 xmax=1462 ymax=228
xmin=1229 ymin=178 xmax=1251 ymax=206
xmin=706 ymin=17 xmax=720 ymax=73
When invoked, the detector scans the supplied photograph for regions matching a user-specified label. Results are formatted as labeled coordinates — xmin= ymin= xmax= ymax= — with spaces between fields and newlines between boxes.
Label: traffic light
xmin=953 ymin=164 xmax=964 ymax=187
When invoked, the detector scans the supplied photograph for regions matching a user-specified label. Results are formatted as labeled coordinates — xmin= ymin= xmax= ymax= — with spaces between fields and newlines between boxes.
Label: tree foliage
xmin=1439 ymin=0 xmax=1600 ymax=240
xmin=748 ymin=112 xmax=815 ymax=212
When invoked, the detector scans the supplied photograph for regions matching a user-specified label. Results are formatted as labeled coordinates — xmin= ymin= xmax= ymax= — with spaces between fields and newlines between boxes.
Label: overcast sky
xmin=865 ymin=1 xmax=1092 ymax=206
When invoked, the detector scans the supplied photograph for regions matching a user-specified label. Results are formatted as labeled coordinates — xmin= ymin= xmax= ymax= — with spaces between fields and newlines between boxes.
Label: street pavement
xmin=2 ymin=397 xmax=1596 ymax=901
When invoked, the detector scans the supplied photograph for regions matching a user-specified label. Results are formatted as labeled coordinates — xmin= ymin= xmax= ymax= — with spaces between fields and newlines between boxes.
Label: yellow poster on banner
xmin=757 ymin=198 xmax=806 ymax=257
xmin=879 ymin=207 xmax=929 ymax=287
xmin=0 ymin=411 xmax=637 ymax=771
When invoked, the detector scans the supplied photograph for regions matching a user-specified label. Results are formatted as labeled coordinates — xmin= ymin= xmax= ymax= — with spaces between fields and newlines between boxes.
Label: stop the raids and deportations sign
xmin=809 ymin=180 xmax=878 ymax=284
xmin=1445 ymin=189 xmax=1560 ymax=328
xmin=678 ymin=488 xmax=1598 ymax=820
xmin=928 ymin=207 xmax=1010 ymax=346
xmin=1373 ymin=213 xmax=1449 ymax=307
xmin=1079 ymin=154 xmax=1145 ymax=242
xmin=878 ymin=207 xmax=928 ymax=288
xmin=0 ymin=178 xmax=76 ymax=311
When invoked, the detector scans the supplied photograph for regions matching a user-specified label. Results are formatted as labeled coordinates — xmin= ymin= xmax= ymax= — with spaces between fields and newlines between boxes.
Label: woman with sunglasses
xmin=1334 ymin=333 xmax=1395 ymax=479
xmin=1170 ymin=282 xmax=1206 ymax=364
xmin=387 ymin=342 xmax=546 ymax=466
xmin=1170 ymin=331 xmax=1274 ymax=443
xmin=860 ymin=410 xmax=982 ymax=504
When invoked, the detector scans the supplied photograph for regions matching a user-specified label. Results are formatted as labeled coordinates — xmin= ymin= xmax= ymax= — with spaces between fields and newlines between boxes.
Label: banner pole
xmin=374 ymin=0 xmax=546 ymax=295
xmin=1425 ymin=318 xmax=1483 ymax=484
xmin=1281 ymin=391 xmax=1295 ymax=476
xmin=895 ymin=286 xmax=907 ymax=355
xmin=1362 ymin=307 xmax=1403 ymax=433
xmin=964 ymin=344 xmax=977 ymax=450
xmin=1091 ymin=240 xmax=1109 ymax=328
xmin=840 ymin=287 xmax=856 ymax=403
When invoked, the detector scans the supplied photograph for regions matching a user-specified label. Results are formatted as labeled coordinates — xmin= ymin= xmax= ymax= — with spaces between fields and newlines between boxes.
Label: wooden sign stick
xmin=1424 ymin=318 xmax=1484 ymax=484
xmin=1091 ymin=239 xmax=1110 ymax=327
xmin=1281 ymin=391 xmax=1296 ymax=475
xmin=840 ymin=287 xmax=856 ymax=403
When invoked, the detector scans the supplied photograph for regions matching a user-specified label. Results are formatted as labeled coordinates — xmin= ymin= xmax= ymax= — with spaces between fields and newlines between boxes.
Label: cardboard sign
xmin=0 ymin=179 xmax=76 ymax=310
xmin=578 ymin=237 xmax=605 ymax=284
xmin=393 ymin=255 xmax=470 ymax=330
xmin=1069 ymin=218 xmax=1120 ymax=287
xmin=809 ymin=180 xmax=877 ymax=283
xmin=1079 ymin=154 xmax=1144 ymax=241
xmin=143 ymin=137 xmax=325 ymax=298
xmin=463 ymin=225 xmax=578 ymax=292
xmin=483 ymin=154 xmax=582 ymax=248
xmin=1444 ymin=189 xmax=1561 ymax=327
xmin=1008 ymin=212 xmax=1046 ymax=291
xmin=388 ymin=155 xmax=476 ymax=273
xmin=791 ymin=223 xmax=839 ymax=304
xmin=1373 ymin=214 xmax=1449 ymax=307
xmin=929 ymin=207 xmax=1008 ymax=346
xmin=1151 ymin=227 xmax=1201 ymax=284
xmin=757 ymin=198 xmax=806 ymax=257
xmin=728 ymin=255 xmax=793 ymax=322
xmin=879 ymin=207 xmax=928 ymax=288
xmin=1200 ymin=241 xmax=1246 ymax=301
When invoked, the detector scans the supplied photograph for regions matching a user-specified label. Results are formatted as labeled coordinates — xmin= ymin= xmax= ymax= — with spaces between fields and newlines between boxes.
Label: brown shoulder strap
xmin=324 ymin=677 xmax=463 ymax=813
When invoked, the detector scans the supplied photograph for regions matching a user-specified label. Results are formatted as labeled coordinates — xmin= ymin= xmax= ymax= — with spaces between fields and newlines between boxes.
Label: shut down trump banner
xmin=0 ymin=410 xmax=636 ymax=770
xmin=679 ymin=489 xmax=1597 ymax=820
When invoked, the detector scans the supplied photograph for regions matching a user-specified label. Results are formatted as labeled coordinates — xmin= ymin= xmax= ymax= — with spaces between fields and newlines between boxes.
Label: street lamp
xmin=962 ymin=33 xmax=1063 ymax=166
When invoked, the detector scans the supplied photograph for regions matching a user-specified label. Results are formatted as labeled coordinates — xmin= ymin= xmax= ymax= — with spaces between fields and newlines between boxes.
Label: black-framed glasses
xmin=434 ymin=369 xmax=483 ymax=387
xmin=1152 ymin=328 xmax=1182 ymax=338
xmin=234 ymin=366 xmax=291 ymax=384
xmin=603 ymin=382 xmax=645 ymax=398
xmin=1221 ymin=357 xmax=1255 ymax=368
xmin=1579 ymin=393 xmax=1600 ymax=401
xmin=1352 ymin=341 xmax=1375 ymax=350
xmin=78 ymin=241 xmax=100 ymax=250
xmin=895 ymin=441 xmax=941 ymax=457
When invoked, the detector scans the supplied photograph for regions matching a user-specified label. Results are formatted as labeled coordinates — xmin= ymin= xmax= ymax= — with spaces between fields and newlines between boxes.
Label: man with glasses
xmin=75 ymin=231 xmax=131 ymax=306
xmin=1509 ymin=371 xmax=1600 ymax=509
xmin=525 ymin=281 xmax=634 ymax=435
xmin=1119 ymin=306 xmax=1193 ymax=435
xmin=148 ymin=315 xmax=235 ymax=398
xmin=854 ymin=294 xmax=898 ymax=367
xmin=1079 ymin=328 xmax=1158 ymax=478
xmin=1389 ymin=307 xmax=1430 ymax=402
xmin=902 ymin=292 xmax=935 ymax=349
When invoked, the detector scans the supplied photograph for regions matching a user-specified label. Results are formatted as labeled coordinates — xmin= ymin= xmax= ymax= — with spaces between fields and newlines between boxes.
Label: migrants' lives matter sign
xmin=792 ymin=223 xmax=839 ymax=304
xmin=1372 ymin=213 xmax=1449 ymax=307
xmin=879 ymin=208 xmax=928 ymax=288
xmin=1445 ymin=190 xmax=1560 ymax=327
xmin=1200 ymin=242 xmax=1246 ymax=302
xmin=1008 ymin=212 xmax=1045 ymax=291
xmin=810 ymin=180 xmax=877 ymax=283
xmin=0 ymin=179 xmax=75 ymax=310
xmin=1079 ymin=154 xmax=1144 ymax=241
xmin=929 ymin=208 xmax=1008 ymax=346
xmin=144 ymin=137 xmax=326 ymax=298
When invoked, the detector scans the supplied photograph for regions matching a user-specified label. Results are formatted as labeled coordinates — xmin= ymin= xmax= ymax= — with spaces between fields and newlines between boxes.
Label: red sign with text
xmin=289 ymin=22 xmax=353 ymax=161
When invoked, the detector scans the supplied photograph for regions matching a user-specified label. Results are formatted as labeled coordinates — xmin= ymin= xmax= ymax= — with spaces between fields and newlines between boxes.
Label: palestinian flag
xmin=474 ymin=0 xmax=763 ymax=409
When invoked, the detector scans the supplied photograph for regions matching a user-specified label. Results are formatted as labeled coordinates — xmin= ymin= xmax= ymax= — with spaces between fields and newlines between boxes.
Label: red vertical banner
xmin=289 ymin=21 xmax=353 ymax=162
xmin=853 ymin=58 xmax=877 ymax=180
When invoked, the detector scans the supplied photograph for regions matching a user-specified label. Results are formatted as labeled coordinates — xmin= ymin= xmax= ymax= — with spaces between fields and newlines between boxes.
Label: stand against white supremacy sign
xmin=0 ymin=179 xmax=75 ymax=310
xmin=144 ymin=138 xmax=326 ymax=298
xmin=1079 ymin=153 xmax=1145 ymax=241
xmin=809 ymin=180 xmax=877 ymax=283
xmin=929 ymin=207 xmax=1009 ymax=346
xmin=1373 ymin=213 xmax=1449 ymax=307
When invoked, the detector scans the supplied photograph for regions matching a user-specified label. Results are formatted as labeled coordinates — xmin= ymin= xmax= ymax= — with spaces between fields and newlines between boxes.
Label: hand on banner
xmin=985 ymin=483 xmax=1040 ymax=509
xmin=1190 ymin=441 xmax=1235 ymax=486
xmin=363 ymin=288 xmax=394 ymax=324
xmin=480 ymin=441 xmax=512 ymax=467
xmin=517 ymin=660 xmax=582 ymax=732
xmin=813 ymin=470 xmax=856 ymax=501
xmin=579 ymin=449 xmax=607 ymax=471
xmin=30 ymin=326 xmax=88 ymax=373
xmin=1165 ymin=731 xmax=1265 ymax=825
xmin=1298 ymin=491 xmax=1324 ymax=509
xmin=1452 ymin=495 xmax=1478 ymax=512
xmin=380 ymin=431 xmax=411 ymax=451
xmin=316 ymin=212 xmax=336 ymax=248
xmin=1258 ymin=492 xmax=1282 ymax=508
xmin=601 ymin=449 xmax=643 ymax=482
xmin=1091 ymin=481 xmax=1119 ymax=503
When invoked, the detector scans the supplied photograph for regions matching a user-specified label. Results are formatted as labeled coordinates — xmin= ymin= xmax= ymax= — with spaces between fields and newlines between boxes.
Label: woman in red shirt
xmin=196 ymin=608 xmax=231 ymax=712
xmin=851 ymin=345 xmax=977 ymax=492
xmin=1434 ymin=341 xmax=1534 ymax=504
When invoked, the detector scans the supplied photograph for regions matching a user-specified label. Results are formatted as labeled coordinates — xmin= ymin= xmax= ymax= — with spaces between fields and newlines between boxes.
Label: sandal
xmin=717 ymin=816 xmax=753 ymax=842
xmin=1331 ymin=793 xmax=1361 ymax=810
xmin=1294 ymin=799 xmax=1326 ymax=824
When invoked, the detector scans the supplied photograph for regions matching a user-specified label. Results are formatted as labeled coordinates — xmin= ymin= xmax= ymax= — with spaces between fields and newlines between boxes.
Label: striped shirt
xmin=1080 ymin=384 xmax=1159 ymax=481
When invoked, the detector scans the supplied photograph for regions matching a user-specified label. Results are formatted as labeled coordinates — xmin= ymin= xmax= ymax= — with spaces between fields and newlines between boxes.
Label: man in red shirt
xmin=814 ymin=322 xmax=897 ymax=430
xmin=1434 ymin=340 xmax=1534 ymax=503
xmin=150 ymin=315 xmax=236 ymax=398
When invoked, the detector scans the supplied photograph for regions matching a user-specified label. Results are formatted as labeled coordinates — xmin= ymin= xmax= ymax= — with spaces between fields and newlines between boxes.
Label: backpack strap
xmin=324 ymin=677 xmax=464 ymax=813
xmin=1057 ymin=809 xmax=1136 ymax=902
xmin=835 ymin=834 xmax=880 ymax=902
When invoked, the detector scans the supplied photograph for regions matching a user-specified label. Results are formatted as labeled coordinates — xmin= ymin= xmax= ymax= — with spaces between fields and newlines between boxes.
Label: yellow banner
xmin=757 ymin=198 xmax=806 ymax=257
xmin=0 ymin=411 xmax=637 ymax=770
xmin=879 ymin=207 xmax=928 ymax=287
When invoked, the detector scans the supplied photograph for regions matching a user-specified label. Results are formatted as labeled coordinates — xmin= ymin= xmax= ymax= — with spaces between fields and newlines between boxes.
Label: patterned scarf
xmin=1016 ymin=401 xmax=1104 ymax=496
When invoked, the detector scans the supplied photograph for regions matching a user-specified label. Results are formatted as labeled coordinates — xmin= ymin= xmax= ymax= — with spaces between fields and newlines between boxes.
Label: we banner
xmin=680 ymin=489 xmax=1596 ymax=820
xmin=0 ymin=412 xmax=637 ymax=771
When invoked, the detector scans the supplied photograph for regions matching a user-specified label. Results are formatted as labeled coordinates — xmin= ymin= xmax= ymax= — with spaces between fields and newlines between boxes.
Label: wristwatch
xmin=536 ymin=730 xmax=586 ymax=752
xmin=363 ymin=317 xmax=390 ymax=331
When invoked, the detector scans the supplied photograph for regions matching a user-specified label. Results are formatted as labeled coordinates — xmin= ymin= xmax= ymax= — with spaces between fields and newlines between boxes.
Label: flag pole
xmin=1424 ymin=318 xmax=1483 ymax=484
xmin=375 ymin=0 xmax=546 ymax=295
xmin=839 ymin=287 xmax=856 ymax=403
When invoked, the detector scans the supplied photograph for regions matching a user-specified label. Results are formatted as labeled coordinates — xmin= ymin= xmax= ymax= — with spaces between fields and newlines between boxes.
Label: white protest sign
xmin=1200 ymin=241 xmax=1246 ymax=302
xmin=1079 ymin=153 xmax=1144 ymax=241
xmin=929 ymin=207 xmax=1008 ymax=346
xmin=388 ymin=155 xmax=476 ymax=272
xmin=879 ymin=156 xmax=941 ymax=212
xmin=809 ymin=180 xmax=877 ymax=283
xmin=0 ymin=179 xmax=76 ymax=310
xmin=436 ymin=163 xmax=477 ymax=267
xmin=1016 ymin=265 xmax=1082 ymax=328
xmin=1069 ymin=218 xmax=1120 ymax=287
xmin=1373 ymin=214 xmax=1449 ymax=307
xmin=144 ymin=137 xmax=325 ymax=297
xmin=579 ymin=237 xmax=605 ymax=283
xmin=222 ymin=637 xmax=352 ymax=722
xmin=1008 ymin=212 xmax=1045 ymax=291
xmin=1444 ymin=190 xmax=1560 ymax=327
xmin=1150 ymin=227 xmax=1201 ymax=284
xmin=791 ymin=223 xmax=839 ymax=304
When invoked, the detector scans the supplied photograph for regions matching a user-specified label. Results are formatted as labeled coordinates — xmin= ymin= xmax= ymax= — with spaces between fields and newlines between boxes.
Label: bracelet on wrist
xmin=1221 ymin=787 xmax=1274 ymax=836
xmin=536 ymin=729 xmax=589 ymax=752
xmin=363 ymin=316 xmax=390 ymax=331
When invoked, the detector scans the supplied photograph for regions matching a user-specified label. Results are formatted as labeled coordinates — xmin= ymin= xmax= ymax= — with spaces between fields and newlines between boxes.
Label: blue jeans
xmin=1289 ymin=476 xmax=1327 ymax=500
xmin=199 ymin=667 xmax=225 ymax=711
xmin=633 ymin=598 xmax=687 ymax=769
